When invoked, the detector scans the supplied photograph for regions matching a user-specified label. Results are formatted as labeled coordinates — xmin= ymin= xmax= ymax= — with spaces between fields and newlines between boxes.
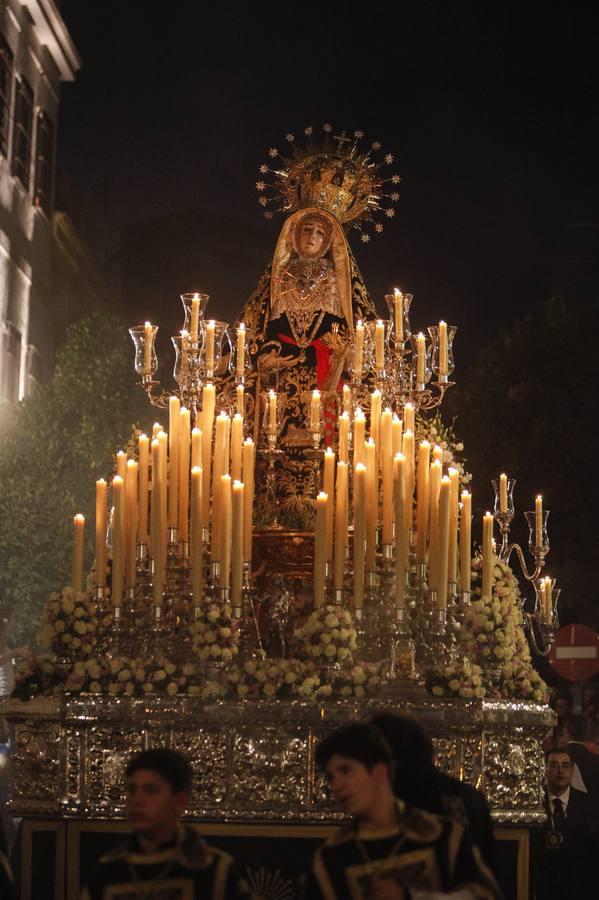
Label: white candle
xmin=138 ymin=434 xmax=149 ymax=545
xmin=310 ymin=389 xmax=321 ymax=433
xmin=499 ymin=473 xmax=508 ymax=513
xmin=190 ymin=294 xmax=200 ymax=342
xmin=314 ymin=492 xmax=328 ymax=607
xmin=353 ymin=463 xmax=366 ymax=609
xmin=201 ymin=384 xmax=216 ymax=526
xmin=242 ymin=439 xmax=255 ymax=562
xmin=231 ymin=480 xmax=244 ymax=606
xmin=428 ymin=459 xmax=442 ymax=589
xmin=143 ymin=322 xmax=153 ymax=373
xmin=403 ymin=402 xmax=415 ymax=435
xmin=333 ymin=461 xmax=348 ymax=589
xmin=95 ymin=479 xmax=107 ymax=589
xmin=353 ymin=320 xmax=364 ymax=376
xmin=353 ymin=408 xmax=366 ymax=468
xmin=448 ymin=468 xmax=460 ymax=583
xmin=394 ymin=453 xmax=408 ymax=608
xmin=236 ymin=323 xmax=246 ymax=379
xmin=437 ymin=476 xmax=451 ymax=608
xmin=190 ymin=466 xmax=203 ymax=606
xmin=191 ymin=426 xmax=202 ymax=471
xmin=168 ymin=396 xmax=180 ymax=528
xmin=125 ymin=459 xmax=138 ymax=588
xmin=178 ymin=408 xmax=191 ymax=541
xmin=236 ymin=383 xmax=245 ymax=416
xmin=416 ymin=332 xmax=426 ymax=383
xmin=72 ymin=514 xmax=85 ymax=594
xmin=460 ymin=491 xmax=472 ymax=593
xmin=268 ymin=390 xmax=277 ymax=436
xmin=205 ymin=319 xmax=216 ymax=372
xmin=231 ymin=413 xmax=244 ymax=483
xmin=416 ymin=441 xmax=431 ymax=565
xmin=338 ymin=412 xmax=349 ymax=464
xmin=381 ymin=408 xmax=394 ymax=545
xmin=482 ymin=512 xmax=494 ymax=598
xmin=112 ymin=476 xmax=125 ymax=607
xmin=394 ymin=289 xmax=404 ymax=344
xmin=438 ymin=321 xmax=448 ymax=376
xmin=323 ymin=448 xmax=336 ymax=562
xmin=535 ymin=495 xmax=543 ymax=546
xmin=365 ymin=439 xmax=377 ymax=571
xmin=375 ymin=319 xmax=385 ymax=371
xmin=220 ymin=475 xmax=232 ymax=588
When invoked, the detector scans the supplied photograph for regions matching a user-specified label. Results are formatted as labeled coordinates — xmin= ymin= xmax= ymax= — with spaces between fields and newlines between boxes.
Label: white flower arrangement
xmin=425 ymin=554 xmax=548 ymax=704
xmin=292 ymin=604 xmax=357 ymax=665
xmin=419 ymin=412 xmax=472 ymax=487
xmin=190 ymin=602 xmax=239 ymax=665
xmin=37 ymin=586 xmax=98 ymax=657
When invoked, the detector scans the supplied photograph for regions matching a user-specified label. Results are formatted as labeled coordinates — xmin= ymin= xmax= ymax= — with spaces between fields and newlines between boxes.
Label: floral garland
xmin=426 ymin=555 xmax=548 ymax=703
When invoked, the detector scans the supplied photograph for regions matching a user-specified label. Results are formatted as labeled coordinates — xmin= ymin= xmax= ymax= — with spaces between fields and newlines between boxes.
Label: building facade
xmin=0 ymin=0 xmax=87 ymax=402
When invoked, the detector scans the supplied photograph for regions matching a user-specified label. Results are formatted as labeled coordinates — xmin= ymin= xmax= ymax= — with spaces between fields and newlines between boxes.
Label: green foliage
xmin=459 ymin=296 xmax=599 ymax=629
xmin=0 ymin=313 xmax=153 ymax=644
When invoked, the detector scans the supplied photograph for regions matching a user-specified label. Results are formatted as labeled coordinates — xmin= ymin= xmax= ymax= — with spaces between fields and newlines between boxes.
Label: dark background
xmin=56 ymin=5 xmax=599 ymax=339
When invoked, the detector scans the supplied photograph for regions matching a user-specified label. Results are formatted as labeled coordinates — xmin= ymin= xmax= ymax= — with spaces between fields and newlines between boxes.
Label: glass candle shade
xmin=492 ymin=476 xmax=516 ymax=518
xmin=524 ymin=509 xmax=550 ymax=554
xmin=181 ymin=292 xmax=209 ymax=341
xmin=385 ymin=291 xmax=413 ymax=347
xmin=130 ymin=324 xmax=158 ymax=377
xmin=427 ymin=323 xmax=457 ymax=379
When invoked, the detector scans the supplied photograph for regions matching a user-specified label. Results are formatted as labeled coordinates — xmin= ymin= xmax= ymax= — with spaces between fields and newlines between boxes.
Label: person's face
xmin=546 ymin=752 xmax=573 ymax=795
xmin=299 ymin=219 xmax=327 ymax=256
xmin=325 ymin=753 xmax=387 ymax=821
xmin=126 ymin=769 xmax=187 ymax=841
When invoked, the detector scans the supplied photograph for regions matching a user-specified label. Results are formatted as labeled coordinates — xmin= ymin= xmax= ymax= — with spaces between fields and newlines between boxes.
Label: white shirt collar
xmin=548 ymin=786 xmax=570 ymax=813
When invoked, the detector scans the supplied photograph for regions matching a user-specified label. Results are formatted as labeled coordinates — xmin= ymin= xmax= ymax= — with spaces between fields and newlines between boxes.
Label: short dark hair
xmin=545 ymin=746 xmax=573 ymax=763
xmin=126 ymin=748 xmax=193 ymax=794
xmin=370 ymin=713 xmax=434 ymax=768
xmin=315 ymin=723 xmax=392 ymax=773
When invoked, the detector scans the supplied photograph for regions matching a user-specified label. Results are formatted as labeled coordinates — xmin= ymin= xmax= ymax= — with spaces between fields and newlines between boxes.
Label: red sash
xmin=277 ymin=333 xmax=331 ymax=388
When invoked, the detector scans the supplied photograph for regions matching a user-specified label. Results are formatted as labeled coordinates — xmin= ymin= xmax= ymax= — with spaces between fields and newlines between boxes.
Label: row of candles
xmin=70 ymin=384 xmax=554 ymax=622
xmin=72 ymin=388 xmax=256 ymax=610
xmin=133 ymin=289 xmax=454 ymax=389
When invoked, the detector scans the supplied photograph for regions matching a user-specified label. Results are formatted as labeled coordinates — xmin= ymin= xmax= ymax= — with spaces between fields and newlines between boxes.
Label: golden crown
xmin=256 ymin=125 xmax=401 ymax=244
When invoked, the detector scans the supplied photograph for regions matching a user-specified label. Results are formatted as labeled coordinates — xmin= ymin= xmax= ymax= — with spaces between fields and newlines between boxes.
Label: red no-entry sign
xmin=549 ymin=624 xmax=599 ymax=682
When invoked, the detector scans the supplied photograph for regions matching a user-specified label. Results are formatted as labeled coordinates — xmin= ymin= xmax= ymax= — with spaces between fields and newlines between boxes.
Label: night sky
xmin=56 ymin=5 xmax=599 ymax=347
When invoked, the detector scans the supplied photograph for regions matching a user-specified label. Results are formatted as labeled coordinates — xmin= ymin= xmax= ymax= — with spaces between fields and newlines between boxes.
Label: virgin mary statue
xmin=239 ymin=129 xmax=400 ymax=527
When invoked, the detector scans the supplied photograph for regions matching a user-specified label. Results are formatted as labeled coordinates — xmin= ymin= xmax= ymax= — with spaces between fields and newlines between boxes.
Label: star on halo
xmin=391 ymin=174 xmax=401 ymax=184
xmin=259 ymin=164 xmax=269 ymax=174
xmin=385 ymin=208 xmax=396 ymax=218
xmin=375 ymin=223 xmax=384 ymax=233
xmin=372 ymin=141 xmax=382 ymax=150
xmin=264 ymin=211 xmax=274 ymax=219
xmin=286 ymin=133 xmax=295 ymax=142
xmin=255 ymin=181 xmax=266 ymax=191
xmin=390 ymin=192 xmax=400 ymax=201
xmin=361 ymin=233 xmax=371 ymax=243
xmin=304 ymin=126 xmax=313 ymax=135
xmin=258 ymin=196 xmax=268 ymax=207
xmin=384 ymin=153 xmax=394 ymax=164
xmin=323 ymin=123 xmax=332 ymax=133
xmin=354 ymin=129 xmax=365 ymax=139
xmin=268 ymin=148 xmax=279 ymax=158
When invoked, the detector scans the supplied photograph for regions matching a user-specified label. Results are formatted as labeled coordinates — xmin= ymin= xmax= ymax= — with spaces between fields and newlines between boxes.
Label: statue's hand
xmin=258 ymin=349 xmax=297 ymax=372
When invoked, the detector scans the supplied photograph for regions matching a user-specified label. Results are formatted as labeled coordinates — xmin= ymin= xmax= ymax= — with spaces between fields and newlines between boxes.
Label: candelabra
xmin=492 ymin=478 xmax=559 ymax=655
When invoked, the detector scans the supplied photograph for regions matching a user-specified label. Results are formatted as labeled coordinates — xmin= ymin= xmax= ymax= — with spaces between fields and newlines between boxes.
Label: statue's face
xmin=299 ymin=219 xmax=327 ymax=256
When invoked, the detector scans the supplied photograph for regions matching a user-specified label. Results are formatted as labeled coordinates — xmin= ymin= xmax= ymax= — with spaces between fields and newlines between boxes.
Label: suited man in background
xmin=535 ymin=746 xmax=599 ymax=900
xmin=562 ymin=714 xmax=599 ymax=802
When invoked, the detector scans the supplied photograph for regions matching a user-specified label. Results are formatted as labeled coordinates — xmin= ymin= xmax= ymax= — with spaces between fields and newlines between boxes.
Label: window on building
xmin=1 ymin=321 xmax=22 ymax=402
xmin=0 ymin=34 xmax=13 ymax=158
xmin=34 ymin=110 xmax=54 ymax=215
xmin=25 ymin=343 xmax=42 ymax=395
xmin=11 ymin=76 xmax=33 ymax=190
